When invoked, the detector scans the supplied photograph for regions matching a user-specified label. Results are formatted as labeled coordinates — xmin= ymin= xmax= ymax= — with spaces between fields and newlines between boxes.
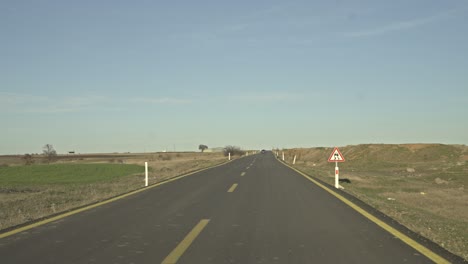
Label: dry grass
xmin=123 ymin=152 xmax=227 ymax=183
xmin=282 ymin=144 xmax=468 ymax=260
xmin=0 ymin=152 xmax=226 ymax=231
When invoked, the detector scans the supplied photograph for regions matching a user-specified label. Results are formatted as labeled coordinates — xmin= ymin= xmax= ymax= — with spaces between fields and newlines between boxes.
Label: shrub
xmin=22 ymin=154 xmax=35 ymax=166
xmin=223 ymin=146 xmax=245 ymax=156
xmin=159 ymin=154 xmax=172 ymax=161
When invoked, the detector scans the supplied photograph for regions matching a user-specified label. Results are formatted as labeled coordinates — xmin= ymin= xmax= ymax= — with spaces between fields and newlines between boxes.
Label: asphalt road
xmin=0 ymin=152 xmax=439 ymax=263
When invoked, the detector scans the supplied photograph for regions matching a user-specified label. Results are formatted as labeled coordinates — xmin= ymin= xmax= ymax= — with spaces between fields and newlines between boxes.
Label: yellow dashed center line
xmin=161 ymin=219 xmax=210 ymax=264
xmin=227 ymin=183 xmax=238 ymax=192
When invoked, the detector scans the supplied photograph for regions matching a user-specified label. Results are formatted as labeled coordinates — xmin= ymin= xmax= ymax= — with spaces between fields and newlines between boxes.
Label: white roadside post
xmin=335 ymin=161 xmax=339 ymax=189
xmin=282 ymin=152 xmax=285 ymax=161
xmin=229 ymin=152 xmax=231 ymax=161
xmin=293 ymin=155 xmax=297 ymax=165
xmin=328 ymin=147 xmax=345 ymax=189
xmin=145 ymin=162 xmax=148 ymax=187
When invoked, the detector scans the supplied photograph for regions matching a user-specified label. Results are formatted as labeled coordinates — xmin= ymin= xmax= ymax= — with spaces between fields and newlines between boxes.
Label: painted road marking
xmin=227 ymin=183 xmax=238 ymax=192
xmin=241 ymin=172 xmax=246 ymax=176
xmin=162 ymin=219 xmax=210 ymax=264
xmin=281 ymin=162 xmax=450 ymax=264
xmin=0 ymin=161 xmax=231 ymax=239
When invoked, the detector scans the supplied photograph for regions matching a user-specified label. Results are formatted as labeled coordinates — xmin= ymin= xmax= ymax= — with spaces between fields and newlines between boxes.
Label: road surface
xmin=0 ymin=152 xmax=447 ymax=263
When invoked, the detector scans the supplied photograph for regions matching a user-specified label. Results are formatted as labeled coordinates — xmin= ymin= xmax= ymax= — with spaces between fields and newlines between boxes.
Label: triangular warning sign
xmin=328 ymin=147 xmax=345 ymax=162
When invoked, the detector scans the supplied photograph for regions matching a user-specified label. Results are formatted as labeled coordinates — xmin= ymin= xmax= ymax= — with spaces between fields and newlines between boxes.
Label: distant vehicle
xmin=261 ymin=150 xmax=266 ymax=154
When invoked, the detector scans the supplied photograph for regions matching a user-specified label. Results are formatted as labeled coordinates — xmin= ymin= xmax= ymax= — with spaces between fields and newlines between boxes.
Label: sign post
xmin=328 ymin=147 xmax=345 ymax=189
xmin=145 ymin=162 xmax=148 ymax=187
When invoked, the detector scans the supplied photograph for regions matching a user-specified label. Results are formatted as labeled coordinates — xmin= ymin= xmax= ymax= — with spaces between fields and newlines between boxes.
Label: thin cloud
xmin=342 ymin=11 xmax=454 ymax=38
xmin=197 ymin=5 xmax=285 ymax=36
xmin=231 ymin=92 xmax=302 ymax=104
xmin=1 ymin=93 xmax=192 ymax=113
xmin=0 ymin=93 xmax=107 ymax=113
xmin=30 ymin=96 xmax=107 ymax=113
xmin=132 ymin=97 xmax=192 ymax=105
xmin=22 ymin=105 xmax=81 ymax=114
xmin=0 ymin=92 xmax=48 ymax=105
xmin=225 ymin=23 xmax=250 ymax=32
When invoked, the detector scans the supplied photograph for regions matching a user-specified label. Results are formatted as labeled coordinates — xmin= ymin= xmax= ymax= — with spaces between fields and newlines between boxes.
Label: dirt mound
xmin=284 ymin=144 xmax=465 ymax=165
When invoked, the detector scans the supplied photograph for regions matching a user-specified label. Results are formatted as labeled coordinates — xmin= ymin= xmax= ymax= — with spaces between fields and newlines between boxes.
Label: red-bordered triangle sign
xmin=328 ymin=147 xmax=345 ymax=162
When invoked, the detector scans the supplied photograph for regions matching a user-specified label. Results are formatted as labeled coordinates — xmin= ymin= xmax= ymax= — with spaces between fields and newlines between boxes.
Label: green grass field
xmin=0 ymin=163 xmax=144 ymax=185
xmin=0 ymin=152 xmax=226 ymax=231
xmin=0 ymin=163 xmax=146 ymax=230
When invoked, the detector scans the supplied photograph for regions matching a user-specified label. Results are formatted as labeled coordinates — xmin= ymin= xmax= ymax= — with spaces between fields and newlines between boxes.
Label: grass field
xmin=0 ymin=164 xmax=143 ymax=185
xmin=282 ymin=144 xmax=468 ymax=260
xmin=0 ymin=152 xmax=226 ymax=231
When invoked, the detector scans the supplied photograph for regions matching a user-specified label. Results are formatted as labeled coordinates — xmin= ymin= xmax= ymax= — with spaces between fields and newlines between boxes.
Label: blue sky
xmin=1 ymin=0 xmax=467 ymax=154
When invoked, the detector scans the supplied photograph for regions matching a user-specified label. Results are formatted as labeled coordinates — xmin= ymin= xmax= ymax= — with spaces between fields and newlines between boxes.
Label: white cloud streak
xmin=0 ymin=93 xmax=109 ymax=113
xmin=30 ymin=96 xmax=108 ymax=113
xmin=0 ymin=92 xmax=48 ymax=105
xmin=231 ymin=92 xmax=302 ymax=104
xmin=342 ymin=11 xmax=454 ymax=38
xmin=1 ymin=93 xmax=193 ymax=113
xmin=131 ymin=97 xmax=192 ymax=105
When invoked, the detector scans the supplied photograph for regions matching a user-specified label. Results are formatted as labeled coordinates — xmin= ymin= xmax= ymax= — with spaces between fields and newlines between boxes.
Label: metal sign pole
xmin=335 ymin=161 xmax=339 ymax=189
xmin=328 ymin=147 xmax=345 ymax=189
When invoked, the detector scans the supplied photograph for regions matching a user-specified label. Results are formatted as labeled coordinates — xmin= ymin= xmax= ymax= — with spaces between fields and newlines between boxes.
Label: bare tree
xmin=198 ymin=144 xmax=208 ymax=152
xmin=43 ymin=144 xmax=57 ymax=163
